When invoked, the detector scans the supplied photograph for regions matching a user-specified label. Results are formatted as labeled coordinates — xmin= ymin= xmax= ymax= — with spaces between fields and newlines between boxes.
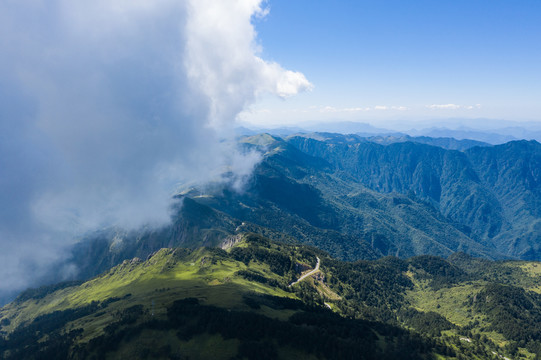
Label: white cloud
xmin=184 ymin=1 xmax=311 ymax=129
xmin=426 ymin=104 xmax=461 ymax=110
xmin=320 ymin=106 xmax=374 ymax=113
xmin=320 ymin=106 xmax=338 ymax=113
xmin=426 ymin=103 xmax=481 ymax=110
xmin=393 ymin=106 xmax=409 ymax=111
xmin=343 ymin=107 xmax=367 ymax=112
xmin=0 ymin=0 xmax=310 ymax=296
xmin=318 ymin=105 xmax=407 ymax=113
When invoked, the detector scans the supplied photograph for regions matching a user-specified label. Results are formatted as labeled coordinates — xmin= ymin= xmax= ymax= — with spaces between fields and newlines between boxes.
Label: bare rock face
xmin=61 ymin=135 xmax=541 ymax=290
xmin=220 ymin=234 xmax=244 ymax=250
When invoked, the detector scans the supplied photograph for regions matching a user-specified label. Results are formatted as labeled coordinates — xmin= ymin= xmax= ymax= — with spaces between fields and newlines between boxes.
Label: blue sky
xmin=0 ymin=0 xmax=538 ymax=299
xmin=241 ymin=0 xmax=541 ymax=128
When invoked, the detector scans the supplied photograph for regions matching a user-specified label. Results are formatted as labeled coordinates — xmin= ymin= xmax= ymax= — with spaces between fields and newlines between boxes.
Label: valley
xmin=66 ymin=133 xmax=541 ymax=285
xmin=2 ymin=134 xmax=541 ymax=359
xmin=2 ymin=234 xmax=541 ymax=359
xmin=3 ymin=1 xmax=540 ymax=358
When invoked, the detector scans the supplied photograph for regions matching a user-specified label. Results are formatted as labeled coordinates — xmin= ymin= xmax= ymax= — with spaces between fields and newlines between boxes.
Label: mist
xmin=0 ymin=0 xmax=311 ymax=297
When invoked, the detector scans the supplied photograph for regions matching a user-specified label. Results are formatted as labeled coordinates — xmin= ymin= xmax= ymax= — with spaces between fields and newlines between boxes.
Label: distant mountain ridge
xmin=364 ymin=134 xmax=490 ymax=150
xmin=54 ymin=133 xmax=541 ymax=291
xmin=3 ymin=134 xmax=541 ymax=359
xmin=286 ymin=134 xmax=541 ymax=259
xmin=238 ymin=119 xmax=541 ymax=144
xmin=412 ymin=127 xmax=518 ymax=144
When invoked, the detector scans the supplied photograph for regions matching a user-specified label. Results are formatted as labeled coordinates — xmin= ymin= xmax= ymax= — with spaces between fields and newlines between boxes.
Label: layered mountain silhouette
xmin=286 ymin=133 xmax=540 ymax=259
xmin=4 ymin=134 xmax=541 ymax=359
xmin=62 ymin=133 xmax=541 ymax=283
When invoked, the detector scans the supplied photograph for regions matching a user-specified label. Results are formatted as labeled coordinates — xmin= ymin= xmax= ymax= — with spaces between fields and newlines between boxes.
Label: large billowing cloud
xmin=0 ymin=0 xmax=311 ymax=297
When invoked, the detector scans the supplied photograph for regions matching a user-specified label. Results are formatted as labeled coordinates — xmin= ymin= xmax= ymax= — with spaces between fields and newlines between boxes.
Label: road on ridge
xmin=289 ymin=256 xmax=320 ymax=287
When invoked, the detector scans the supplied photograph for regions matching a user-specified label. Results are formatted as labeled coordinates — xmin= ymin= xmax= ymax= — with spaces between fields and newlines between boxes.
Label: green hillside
xmin=54 ymin=134 xmax=541 ymax=303
xmin=13 ymin=133 xmax=539 ymax=359
xmin=192 ymin=134 xmax=501 ymax=259
xmin=3 ymin=235 xmax=541 ymax=359
xmin=59 ymin=134 xmax=541 ymax=290
xmin=1 ymin=235 xmax=438 ymax=360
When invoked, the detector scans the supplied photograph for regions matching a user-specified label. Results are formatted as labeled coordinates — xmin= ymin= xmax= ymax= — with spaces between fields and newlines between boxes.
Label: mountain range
xmin=238 ymin=120 xmax=541 ymax=144
xmin=2 ymin=133 xmax=541 ymax=359
xmin=59 ymin=133 xmax=541 ymax=283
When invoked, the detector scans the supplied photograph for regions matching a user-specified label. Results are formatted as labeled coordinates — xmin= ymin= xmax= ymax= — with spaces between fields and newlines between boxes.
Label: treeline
xmin=398 ymin=308 xmax=455 ymax=337
xmin=6 ymin=235 xmax=541 ymax=359
xmin=0 ymin=295 xmax=130 ymax=360
xmin=323 ymin=256 xmax=412 ymax=315
xmin=230 ymin=246 xmax=292 ymax=276
xmin=236 ymin=269 xmax=281 ymax=288
xmin=90 ymin=296 xmax=445 ymax=360
xmin=229 ymin=233 xmax=320 ymax=281
xmin=472 ymin=283 xmax=541 ymax=355
xmin=408 ymin=255 xmax=468 ymax=289
xmin=14 ymin=280 xmax=84 ymax=303
xmin=1 ymin=294 xmax=451 ymax=359
xmin=1 ymin=301 xmax=100 ymax=359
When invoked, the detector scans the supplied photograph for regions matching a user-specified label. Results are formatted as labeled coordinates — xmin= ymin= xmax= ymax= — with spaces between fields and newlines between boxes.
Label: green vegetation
xmin=285 ymin=134 xmax=540 ymax=260
xmin=63 ymin=135 xmax=541 ymax=298
xmin=3 ymin=234 xmax=541 ymax=359
xmin=3 ymin=134 xmax=541 ymax=358
xmin=405 ymin=253 xmax=541 ymax=359
xmin=0 ymin=234 xmax=444 ymax=359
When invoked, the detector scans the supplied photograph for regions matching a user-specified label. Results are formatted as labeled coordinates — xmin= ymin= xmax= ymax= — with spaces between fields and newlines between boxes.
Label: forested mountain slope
xmin=3 ymin=235 xmax=541 ymax=359
xmin=286 ymin=134 xmax=541 ymax=259
xmin=0 ymin=235 xmax=443 ymax=360
xmin=466 ymin=141 xmax=541 ymax=258
xmin=62 ymin=134 xmax=540 ymax=289
xmin=196 ymin=134 xmax=496 ymax=260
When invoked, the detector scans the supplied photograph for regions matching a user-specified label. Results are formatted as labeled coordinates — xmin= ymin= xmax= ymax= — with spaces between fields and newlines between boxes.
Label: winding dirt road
xmin=289 ymin=256 xmax=320 ymax=287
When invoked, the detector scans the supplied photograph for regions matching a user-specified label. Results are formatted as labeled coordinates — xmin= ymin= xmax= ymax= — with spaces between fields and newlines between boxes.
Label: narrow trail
xmin=289 ymin=256 xmax=320 ymax=287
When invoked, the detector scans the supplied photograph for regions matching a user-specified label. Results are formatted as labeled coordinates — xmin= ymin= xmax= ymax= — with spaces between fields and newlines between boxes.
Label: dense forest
xmin=2 ymin=233 xmax=541 ymax=359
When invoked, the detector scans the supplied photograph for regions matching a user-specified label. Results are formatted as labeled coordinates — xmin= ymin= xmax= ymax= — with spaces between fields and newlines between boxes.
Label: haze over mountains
xmin=237 ymin=119 xmax=541 ymax=144
xmin=1 ymin=130 xmax=538 ymax=308
xmin=47 ymin=132 xmax=539 ymax=287
xmin=2 ymin=1 xmax=541 ymax=358
xmin=2 ymin=133 xmax=541 ymax=359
